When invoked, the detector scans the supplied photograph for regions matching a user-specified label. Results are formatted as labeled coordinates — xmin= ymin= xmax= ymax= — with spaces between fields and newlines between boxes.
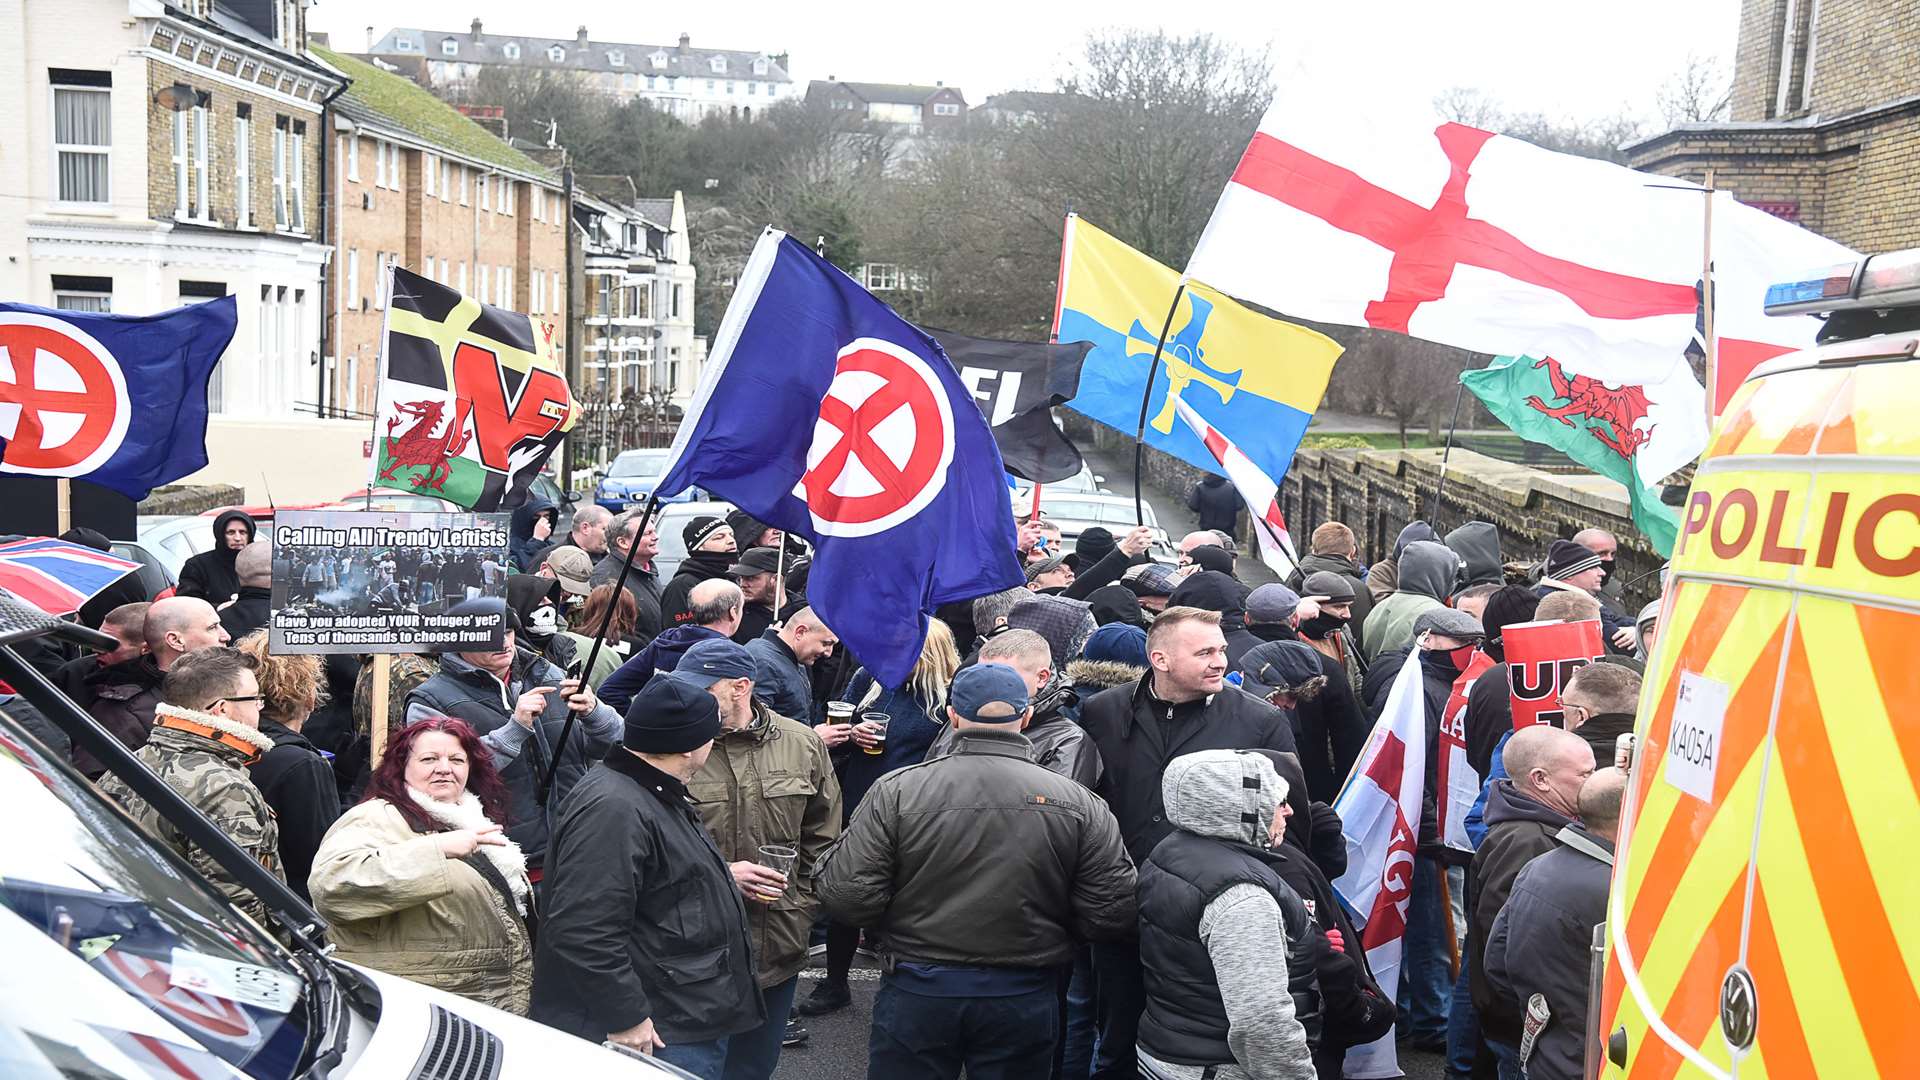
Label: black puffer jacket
xmin=659 ymin=550 xmax=737 ymax=629
xmin=76 ymin=656 xmax=163 ymax=779
xmin=248 ymin=716 xmax=341 ymax=903
xmin=1168 ymin=572 xmax=1261 ymax=667
xmin=1188 ymin=474 xmax=1241 ymax=534
xmin=218 ymin=586 xmax=272 ymax=643
xmin=532 ymin=747 xmax=764 ymax=1044
xmin=1081 ymin=674 xmax=1297 ymax=864
xmin=177 ymin=510 xmax=255 ymax=604
xmin=1469 ymin=780 xmax=1578 ymax=1046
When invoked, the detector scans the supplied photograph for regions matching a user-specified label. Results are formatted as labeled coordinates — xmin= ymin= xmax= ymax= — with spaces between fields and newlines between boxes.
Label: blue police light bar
xmin=1764 ymin=261 xmax=1861 ymax=316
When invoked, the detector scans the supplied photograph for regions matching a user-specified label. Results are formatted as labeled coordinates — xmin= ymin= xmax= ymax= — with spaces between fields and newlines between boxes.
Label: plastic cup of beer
xmin=860 ymin=711 xmax=891 ymax=755
xmin=755 ymin=844 xmax=797 ymax=903
xmin=826 ymin=702 xmax=855 ymax=724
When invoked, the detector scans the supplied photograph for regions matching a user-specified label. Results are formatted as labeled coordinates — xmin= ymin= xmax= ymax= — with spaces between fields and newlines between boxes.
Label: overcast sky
xmin=310 ymin=0 xmax=1741 ymax=126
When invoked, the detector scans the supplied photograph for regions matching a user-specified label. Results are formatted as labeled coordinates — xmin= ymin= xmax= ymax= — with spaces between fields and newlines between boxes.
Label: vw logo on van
xmin=1719 ymin=965 xmax=1758 ymax=1051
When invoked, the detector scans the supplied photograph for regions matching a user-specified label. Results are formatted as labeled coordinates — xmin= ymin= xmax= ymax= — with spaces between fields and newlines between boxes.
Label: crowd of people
xmin=0 ymin=498 xmax=1665 ymax=1080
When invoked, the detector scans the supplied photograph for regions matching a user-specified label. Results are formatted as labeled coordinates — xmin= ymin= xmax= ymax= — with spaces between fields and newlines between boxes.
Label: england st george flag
xmin=372 ymin=266 xmax=576 ymax=511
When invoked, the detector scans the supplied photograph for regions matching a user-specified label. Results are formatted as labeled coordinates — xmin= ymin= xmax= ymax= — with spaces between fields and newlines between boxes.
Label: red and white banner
xmin=1185 ymin=73 xmax=1857 ymax=477
xmin=1172 ymin=396 xmax=1299 ymax=578
xmin=1332 ymin=653 xmax=1428 ymax=1079
xmin=1438 ymin=648 xmax=1495 ymax=853
xmin=1504 ymin=617 xmax=1606 ymax=729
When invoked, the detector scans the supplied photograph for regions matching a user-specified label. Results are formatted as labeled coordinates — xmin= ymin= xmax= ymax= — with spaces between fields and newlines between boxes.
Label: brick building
xmin=0 ymin=0 xmax=340 ymax=424
xmin=314 ymin=47 xmax=567 ymax=417
xmin=1628 ymin=0 xmax=1920 ymax=252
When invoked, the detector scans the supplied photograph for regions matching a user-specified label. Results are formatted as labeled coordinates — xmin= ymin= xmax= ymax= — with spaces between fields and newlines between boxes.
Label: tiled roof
xmin=806 ymin=80 xmax=965 ymax=107
xmin=315 ymin=46 xmax=558 ymax=182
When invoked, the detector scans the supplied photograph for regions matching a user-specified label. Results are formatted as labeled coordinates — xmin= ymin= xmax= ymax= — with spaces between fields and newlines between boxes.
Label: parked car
xmin=337 ymin=472 xmax=580 ymax=535
xmin=1029 ymin=493 xmax=1174 ymax=561
xmin=595 ymin=450 xmax=704 ymax=511
xmin=1010 ymin=464 xmax=1109 ymax=505
xmin=114 ymin=515 xmax=219 ymax=598
xmin=0 ymin=603 xmax=696 ymax=1079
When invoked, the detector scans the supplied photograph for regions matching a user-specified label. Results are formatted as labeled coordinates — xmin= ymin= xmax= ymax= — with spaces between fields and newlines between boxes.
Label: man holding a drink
xmin=672 ymin=638 xmax=844 ymax=1078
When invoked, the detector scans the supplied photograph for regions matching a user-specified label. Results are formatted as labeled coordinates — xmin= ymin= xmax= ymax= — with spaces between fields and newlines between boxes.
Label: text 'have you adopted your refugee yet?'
xmin=275 ymin=612 xmax=499 ymax=647
xmin=272 ymin=524 xmax=510 ymax=549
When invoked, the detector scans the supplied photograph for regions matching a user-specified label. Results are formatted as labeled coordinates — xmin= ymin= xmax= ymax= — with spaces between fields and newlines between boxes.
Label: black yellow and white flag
xmin=371 ymin=265 xmax=576 ymax=510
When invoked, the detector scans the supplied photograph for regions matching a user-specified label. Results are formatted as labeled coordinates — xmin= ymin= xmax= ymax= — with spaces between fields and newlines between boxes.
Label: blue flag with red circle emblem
xmin=655 ymin=229 xmax=1022 ymax=685
xmin=0 ymin=297 xmax=236 ymax=501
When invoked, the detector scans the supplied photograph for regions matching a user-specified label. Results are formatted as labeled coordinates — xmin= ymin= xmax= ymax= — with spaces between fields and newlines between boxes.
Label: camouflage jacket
xmin=99 ymin=705 xmax=285 ymax=930
xmin=352 ymin=654 xmax=437 ymax=737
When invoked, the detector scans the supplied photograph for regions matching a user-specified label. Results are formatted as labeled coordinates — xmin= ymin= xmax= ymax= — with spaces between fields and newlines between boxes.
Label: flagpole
xmin=55 ymin=479 xmax=71 ymax=535
xmin=1133 ymin=282 xmax=1188 ymax=527
xmin=539 ymin=492 xmax=661 ymax=805
xmin=1430 ymin=382 xmax=1467 ymax=531
xmin=1700 ymin=168 xmax=1718 ymax=423
xmin=365 ymin=261 xmax=396 ymax=509
xmin=1437 ymin=864 xmax=1462 ymax=980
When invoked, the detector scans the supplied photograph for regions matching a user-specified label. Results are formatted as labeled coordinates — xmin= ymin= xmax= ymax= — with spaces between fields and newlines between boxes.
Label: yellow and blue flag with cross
xmin=1055 ymin=215 xmax=1343 ymax=487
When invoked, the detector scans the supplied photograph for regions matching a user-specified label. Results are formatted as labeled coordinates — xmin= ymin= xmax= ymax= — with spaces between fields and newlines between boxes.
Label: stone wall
xmin=1062 ymin=413 xmax=1663 ymax=611
xmin=138 ymin=483 xmax=245 ymax=516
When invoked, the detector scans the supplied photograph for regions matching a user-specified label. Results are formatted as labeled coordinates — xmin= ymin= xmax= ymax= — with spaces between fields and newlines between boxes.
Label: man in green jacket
xmin=675 ymin=637 xmax=842 ymax=1078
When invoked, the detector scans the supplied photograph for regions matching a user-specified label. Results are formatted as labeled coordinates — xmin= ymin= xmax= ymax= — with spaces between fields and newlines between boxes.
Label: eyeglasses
xmin=213 ymin=695 xmax=265 ymax=706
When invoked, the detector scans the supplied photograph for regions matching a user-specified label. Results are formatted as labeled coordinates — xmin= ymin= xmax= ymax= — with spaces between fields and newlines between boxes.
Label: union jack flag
xmin=0 ymin=538 xmax=140 ymax=616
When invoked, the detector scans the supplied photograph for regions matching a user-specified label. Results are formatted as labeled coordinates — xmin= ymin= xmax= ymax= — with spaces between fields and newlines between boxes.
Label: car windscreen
xmin=1044 ymin=500 xmax=1158 ymax=528
xmin=0 ymin=723 xmax=312 ymax=1078
xmin=608 ymin=451 xmax=671 ymax=479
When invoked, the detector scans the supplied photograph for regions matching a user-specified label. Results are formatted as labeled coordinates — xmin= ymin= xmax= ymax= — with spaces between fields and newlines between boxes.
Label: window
xmin=748 ymin=81 xmax=758 ymax=96
xmin=478 ymin=174 xmax=489 ymax=211
xmin=651 ymin=51 xmax=666 ymax=69
xmin=272 ymin=118 xmax=288 ymax=228
xmin=672 ymin=284 xmax=684 ymax=318
xmin=193 ymin=103 xmax=210 ymax=218
xmin=754 ymin=57 xmax=768 ymax=75
xmin=547 ymin=45 xmax=565 ymax=63
xmin=181 ymin=283 xmax=227 ymax=409
xmin=710 ymin=56 xmax=726 ymax=73
xmin=459 ymin=165 xmax=468 ymax=205
xmin=499 ymin=266 xmax=512 ymax=307
xmin=440 ymin=158 xmax=450 ymax=202
xmin=171 ymin=109 xmax=189 ymax=217
xmin=707 ymin=80 xmax=716 ymax=92
xmin=533 ymin=268 xmax=544 ymax=314
xmin=532 ymin=186 xmax=544 ymax=222
xmin=51 ymin=75 xmax=111 ymax=204
xmin=863 ymin=264 xmax=902 ymax=290
xmin=503 ymin=42 xmax=520 ymax=60
xmin=933 ymin=102 xmax=960 ymax=116
xmin=441 ymin=38 xmax=458 ymax=56
xmin=52 ymin=274 xmax=112 ymax=313
xmin=726 ymin=81 xmax=736 ymax=95
xmin=235 ymin=110 xmax=252 ymax=225
xmin=289 ymin=121 xmax=307 ymax=231
xmin=646 ymin=75 xmax=657 ymax=90
xmin=458 ymin=261 xmax=468 ymax=293
xmin=424 ymin=255 xmax=435 ymax=282
xmin=372 ymin=252 xmax=385 ymax=308
xmin=609 ymin=50 xmax=625 ymax=66
xmin=372 ymin=138 xmax=385 ymax=188
xmin=346 ymin=248 xmax=359 ymax=307
xmin=387 ymin=140 xmax=401 ymax=193
xmin=551 ymin=270 xmax=560 ymax=313
xmin=477 ymin=264 xmax=488 ymax=302
xmin=395 ymin=37 xmax=411 ymax=52
xmin=345 ymin=130 xmax=357 ymax=183
xmin=424 ymin=152 xmax=437 ymax=196
xmin=500 ymin=180 xmax=513 ymax=216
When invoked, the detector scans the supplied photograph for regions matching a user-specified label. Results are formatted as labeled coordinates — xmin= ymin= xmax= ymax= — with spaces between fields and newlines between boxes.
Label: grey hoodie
xmin=1360 ymin=541 xmax=1461 ymax=663
xmin=1444 ymin=521 xmax=1504 ymax=591
xmin=1140 ymin=751 xmax=1315 ymax=1080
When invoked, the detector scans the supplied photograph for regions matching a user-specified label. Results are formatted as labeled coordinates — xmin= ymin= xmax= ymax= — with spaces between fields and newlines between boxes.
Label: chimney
xmin=577 ymin=26 xmax=590 ymax=49
xmin=772 ymin=51 xmax=789 ymax=72
xmin=470 ymin=17 xmax=483 ymax=42
xmin=365 ymin=25 xmax=374 ymax=51
xmin=936 ymin=80 xmax=944 ymax=87
xmin=678 ymin=32 xmax=691 ymax=51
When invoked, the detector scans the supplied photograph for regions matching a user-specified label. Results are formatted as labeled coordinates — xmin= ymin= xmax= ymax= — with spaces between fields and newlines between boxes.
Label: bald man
xmin=74 ymin=596 xmax=230 ymax=779
xmin=745 ymin=605 xmax=838 ymax=728
xmin=1485 ymin=768 xmax=1626 ymax=1080
xmin=219 ymin=540 xmax=275 ymax=641
xmin=598 ymin=578 xmax=744 ymax=714
xmin=1469 ymin=725 xmax=1595 ymax=1070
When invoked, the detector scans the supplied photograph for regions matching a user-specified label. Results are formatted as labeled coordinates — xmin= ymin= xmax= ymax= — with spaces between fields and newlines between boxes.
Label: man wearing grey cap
xmin=1122 ymin=562 xmax=1181 ymax=615
xmin=819 ymin=662 xmax=1136 ymax=1080
xmin=675 ymin=638 xmax=842 ymax=1075
xmin=532 ymin=676 xmax=763 ymax=1076
xmin=1297 ymin=570 xmax=1367 ymax=699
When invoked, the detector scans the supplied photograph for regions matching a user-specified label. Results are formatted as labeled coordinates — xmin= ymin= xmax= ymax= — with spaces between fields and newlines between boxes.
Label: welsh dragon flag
xmin=372 ymin=266 xmax=576 ymax=511
xmin=1461 ymin=356 xmax=1684 ymax=555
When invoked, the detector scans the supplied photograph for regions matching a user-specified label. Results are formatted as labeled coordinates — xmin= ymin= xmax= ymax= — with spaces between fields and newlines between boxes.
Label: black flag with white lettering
xmin=928 ymin=328 xmax=1089 ymax=484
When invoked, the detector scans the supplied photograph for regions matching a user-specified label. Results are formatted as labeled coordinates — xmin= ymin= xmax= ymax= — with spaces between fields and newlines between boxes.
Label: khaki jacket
xmin=309 ymin=798 xmax=533 ymax=1014
xmin=688 ymin=702 xmax=842 ymax=988
xmin=99 ymin=706 xmax=284 ymax=930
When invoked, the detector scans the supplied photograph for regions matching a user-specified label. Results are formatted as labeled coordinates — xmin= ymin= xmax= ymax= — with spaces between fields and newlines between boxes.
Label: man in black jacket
xmin=1468 ymin=725 xmax=1595 ymax=1075
xmin=1286 ymin=522 xmax=1374 ymax=650
xmin=177 ymin=509 xmax=256 ymax=605
xmin=1079 ymin=607 xmax=1298 ymax=1080
xmin=1485 ymin=767 xmax=1623 ymax=1080
xmin=217 ymin=542 xmax=274 ymax=642
xmin=593 ymin=511 xmax=665 ymax=644
xmin=1561 ymin=662 xmax=1640 ymax=770
xmin=819 ymin=663 xmax=1136 ymax=1080
xmin=660 ymin=516 xmax=739 ymax=629
xmin=533 ymin=677 xmax=763 ymax=1076
xmin=1187 ymin=474 xmax=1240 ymax=535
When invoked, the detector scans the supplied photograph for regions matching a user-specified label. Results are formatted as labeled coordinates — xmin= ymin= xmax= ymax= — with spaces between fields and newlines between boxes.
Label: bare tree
xmin=1656 ymin=53 xmax=1733 ymax=126
xmin=1433 ymin=86 xmax=1504 ymax=128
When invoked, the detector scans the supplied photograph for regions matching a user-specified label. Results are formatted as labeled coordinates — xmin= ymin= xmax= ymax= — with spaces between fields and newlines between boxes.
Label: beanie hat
xmin=1082 ymin=623 xmax=1149 ymax=669
xmin=1482 ymin=585 xmax=1542 ymax=650
xmin=1545 ymin=538 xmax=1603 ymax=581
xmin=725 ymin=510 xmax=772 ymax=550
xmin=1074 ymin=527 xmax=1117 ymax=568
xmin=683 ymin=515 xmax=729 ymax=551
xmin=1301 ymin=571 xmax=1355 ymax=603
xmin=1189 ymin=545 xmax=1235 ymax=576
xmin=623 ymin=676 xmax=722 ymax=754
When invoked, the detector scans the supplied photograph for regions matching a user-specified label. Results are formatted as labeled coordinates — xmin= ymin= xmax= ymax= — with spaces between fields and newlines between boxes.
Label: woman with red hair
xmin=309 ymin=715 xmax=534 ymax=1013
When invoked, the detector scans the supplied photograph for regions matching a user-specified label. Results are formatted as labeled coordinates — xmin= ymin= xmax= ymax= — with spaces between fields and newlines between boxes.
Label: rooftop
xmin=371 ymin=25 xmax=791 ymax=83
xmin=315 ymin=45 xmax=558 ymax=182
xmin=805 ymin=80 xmax=966 ymax=107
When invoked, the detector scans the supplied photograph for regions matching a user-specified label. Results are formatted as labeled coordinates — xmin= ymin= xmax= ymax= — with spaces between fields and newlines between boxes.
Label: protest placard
xmin=1505 ymin=618 xmax=1607 ymax=729
xmin=268 ymin=510 xmax=510 ymax=654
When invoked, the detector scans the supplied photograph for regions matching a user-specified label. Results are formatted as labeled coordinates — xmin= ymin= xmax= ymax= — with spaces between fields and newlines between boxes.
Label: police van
xmin=1600 ymin=247 xmax=1920 ymax=1076
xmin=0 ymin=596 xmax=694 ymax=1079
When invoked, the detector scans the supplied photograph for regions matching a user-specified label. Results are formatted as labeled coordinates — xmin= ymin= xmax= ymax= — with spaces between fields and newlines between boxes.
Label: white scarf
xmin=152 ymin=703 xmax=278 ymax=755
xmin=405 ymin=786 xmax=531 ymax=914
